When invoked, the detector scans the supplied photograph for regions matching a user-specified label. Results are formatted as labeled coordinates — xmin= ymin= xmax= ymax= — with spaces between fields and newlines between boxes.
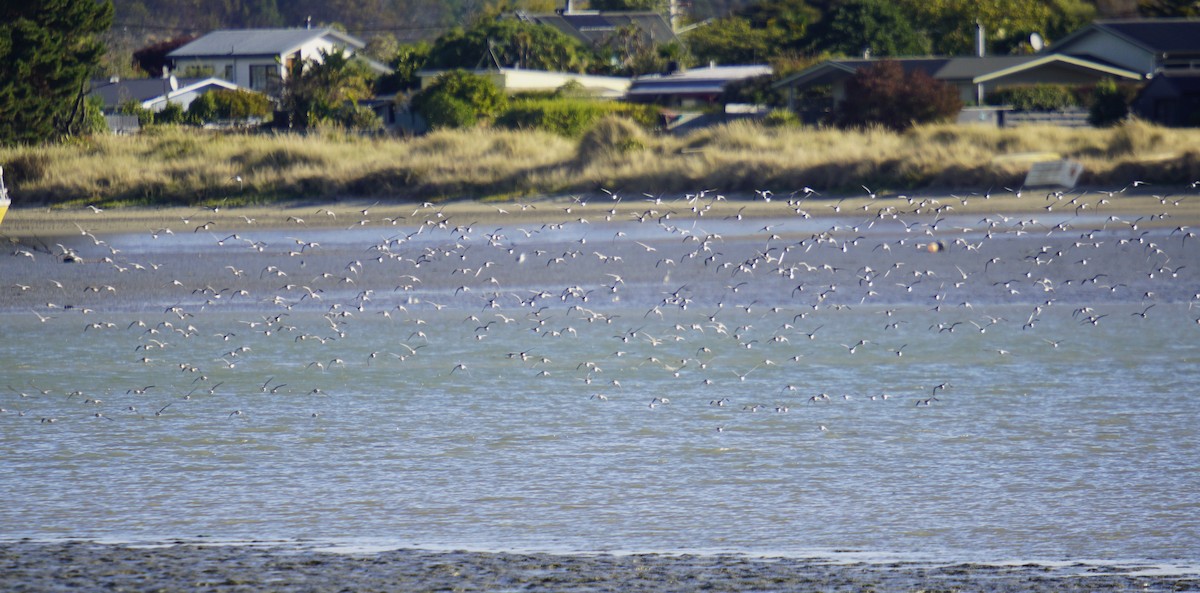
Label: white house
xmin=167 ymin=27 xmax=386 ymax=95
xmin=418 ymin=68 xmax=631 ymax=98
xmin=89 ymin=76 xmax=248 ymax=113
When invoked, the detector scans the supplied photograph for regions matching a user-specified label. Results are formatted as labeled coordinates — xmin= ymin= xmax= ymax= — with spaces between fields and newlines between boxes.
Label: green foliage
xmin=497 ymin=98 xmax=610 ymax=136
xmin=82 ymin=95 xmax=109 ymax=136
xmin=154 ymin=102 xmax=187 ymax=125
xmin=893 ymin=0 xmax=1058 ymax=55
xmin=762 ymin=108 xmax=800 ymax=127
xmin=684 ymin=0 xmax=817 ymax=64
xmin=0 ymin=0 xmax=115 ymax=145
xmin=720 ymin=74 xmax=785 ymax=108
xmin=427 ymin=19 xmax=595 ymax=73
xmin=685 ymin=17 xmax=772 ymax=65
xmin=496 ymin=96 xmax=659 ymax=136
xmin=187 ymin=89 xmax=271 ymax=124
xmin=1088 ymin=78 xmax=1135 ymax=127
xmin=811 ymin=0 xmax=931 ymax=57
xmin=1138 ymin=0 xmax=1200 ymax=17
xmin=411 ymin=70 xmax=507 ymax=130
xmin=589 ymin=0 xmax=666 ymax=9
xmin=132 ymin=36 xmax=195 ymax=77
xmin=118 ymin=100 xmax=155 ymax=126
xmin=279 ymin=48 xmax=378 ymax=129
xmin=986 ymin=84 xmax=1081 ymax=111
xmin=376 ymin=42 xmax=432 ymax=94
xmin=835 ymin=60 xmax=962 ymax=131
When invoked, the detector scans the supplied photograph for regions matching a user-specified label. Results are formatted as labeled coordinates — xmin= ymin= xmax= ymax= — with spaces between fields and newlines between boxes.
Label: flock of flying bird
xmin=3 ymin=182 xmax=1198 ymax=430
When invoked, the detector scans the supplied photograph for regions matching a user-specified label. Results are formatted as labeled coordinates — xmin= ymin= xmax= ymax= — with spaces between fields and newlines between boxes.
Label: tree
xmin=589 ymin=0 xmax=667 ymax=10
xmin=811 ymin=0 xmax=931 ymax=58
xmin=132 ymin=36 xmax=196 ymax=78
xmin=683 ymin=0 xmax=818 ymax=64
xmin=376 ymin=41 xmax=432 ymax=94
xmin=410 ymin=69 xmax=506 ymax=129
xmin=1087 ymin=78 xmax=1135 ymax=127
xmin=834 ymin=60 xmax=962 ymax=131
xmin=279 ymin=48 xmax=380 ymax=129
xmin=426 ymin=19 xmax=595 ymax=73
xmin=685 ymin=17 xmax=772 ymax=64
xmin=894 ymin=0 xmax=1058 ymax=55
xmin=0 ymin=0 xmax=114 ymax=145
xmin=1138 ymin=0 xmax=1200 ymax=16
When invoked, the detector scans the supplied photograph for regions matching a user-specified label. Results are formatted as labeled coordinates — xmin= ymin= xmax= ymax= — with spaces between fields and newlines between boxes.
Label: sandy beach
xmin=3 ymin=187 xmax=1198 ymax=239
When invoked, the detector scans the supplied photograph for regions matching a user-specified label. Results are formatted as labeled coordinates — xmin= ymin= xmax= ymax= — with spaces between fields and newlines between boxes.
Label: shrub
xmin=1088 ymin=78 xmax=1136 ymax=127
xmin=762 ymin=109 xmax=800 ymax=127
xmin=410 ymin=70 xmax=506 ymax=130
xmin=117 ymin=100 xmax=155 ymax=126
xmin=988 ymin=84 xmax=1080 ymax=111
xmin=834 ymin=60 xmax=962 ymax=131
xmin=154 ymin=102 xmax=187 ymax=125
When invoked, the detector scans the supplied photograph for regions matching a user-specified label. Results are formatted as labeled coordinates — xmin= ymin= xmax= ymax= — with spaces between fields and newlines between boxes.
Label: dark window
xmin=249 ymin=65 xmax=281 ymax=94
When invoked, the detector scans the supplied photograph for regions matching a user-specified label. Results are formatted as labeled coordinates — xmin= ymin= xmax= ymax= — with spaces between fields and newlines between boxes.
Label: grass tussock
xmin=3 ymin=119 xmax=1200 ymax=209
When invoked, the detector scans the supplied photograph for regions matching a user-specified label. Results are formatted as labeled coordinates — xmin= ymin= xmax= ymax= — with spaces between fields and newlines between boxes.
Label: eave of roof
xmin=971 ymin=53 xmax=1144 ymax=83
xmin=168 ymin=27 xmax=365 ymax=59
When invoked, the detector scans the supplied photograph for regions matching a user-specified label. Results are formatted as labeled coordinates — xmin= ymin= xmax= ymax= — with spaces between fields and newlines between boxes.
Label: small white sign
xmin=1024 ymin=159 xmax=1084 ymax=188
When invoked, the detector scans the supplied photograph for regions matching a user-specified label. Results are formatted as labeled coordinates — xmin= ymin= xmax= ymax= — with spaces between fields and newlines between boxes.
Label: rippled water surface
xmin=2 ymin=200 xmax=1198 ymax=568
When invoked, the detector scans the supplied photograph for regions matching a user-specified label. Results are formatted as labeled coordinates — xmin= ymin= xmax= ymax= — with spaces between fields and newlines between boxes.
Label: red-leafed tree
xmin=834 ymin=60 xmax=962 ymax=131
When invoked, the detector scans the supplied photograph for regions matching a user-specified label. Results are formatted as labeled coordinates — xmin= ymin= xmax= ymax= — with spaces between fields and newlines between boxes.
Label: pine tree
xmin=0 ymin=0 xmax=115 ymax=145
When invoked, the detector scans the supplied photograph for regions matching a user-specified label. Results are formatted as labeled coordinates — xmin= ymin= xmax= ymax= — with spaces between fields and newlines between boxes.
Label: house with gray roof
xmin=517 ymin=0 xmax=678 ymax=55
xmin=167 ymin=27 xmax=387 ymax=96
xmin=1047 ymin=18 xmax=1200 ymax=77
xmin=626 ymin=64 xmax=772 ymax=106
xmin=90 ymin=75 xmax=248 ymax=112
xmin=773 ymin=54 xmax=1142 ymax=124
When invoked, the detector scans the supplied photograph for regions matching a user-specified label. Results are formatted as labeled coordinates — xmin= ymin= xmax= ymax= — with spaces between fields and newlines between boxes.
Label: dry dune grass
xmin=2 ymin=119 xmax=1200 ymax=210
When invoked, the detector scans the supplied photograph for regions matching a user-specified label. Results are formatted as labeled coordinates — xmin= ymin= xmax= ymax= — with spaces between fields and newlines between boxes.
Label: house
xmin=516 ymin=0 xmax=678 ymax=54
xmin=167 ymin=27 xmax=388 ymax=96
xmin=1047 ymin=18 xmax=1200 ymax=77
xmin=89 ymin=76 xmax=247 ymax=113
xmin=773 ymin=54 xmax=1142 ymax=123
xmin=625 ymin=64 xmax=772 ymax=107
xmin=1132 ymin=72 xmax=1200 ymax=126
xmin=417 ymin=68 xmax=631 ymax=98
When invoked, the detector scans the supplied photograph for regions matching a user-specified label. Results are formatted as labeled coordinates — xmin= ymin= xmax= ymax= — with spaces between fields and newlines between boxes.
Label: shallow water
xmin=2 ymin=198 xmax=1198 ymax=572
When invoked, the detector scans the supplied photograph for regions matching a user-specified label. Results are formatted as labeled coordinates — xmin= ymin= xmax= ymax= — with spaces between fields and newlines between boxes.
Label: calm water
xmin=2 ymin=197 xmax=1198 ymax=568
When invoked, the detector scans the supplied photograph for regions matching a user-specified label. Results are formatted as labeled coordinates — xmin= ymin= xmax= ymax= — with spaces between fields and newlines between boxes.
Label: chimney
xmin=976 ymin=20 xmax=985 ymax=57
xmin=564 ymin=0 xmax=573 ymax=14
xmin=305 ymin=15 xmax=312 ymax=29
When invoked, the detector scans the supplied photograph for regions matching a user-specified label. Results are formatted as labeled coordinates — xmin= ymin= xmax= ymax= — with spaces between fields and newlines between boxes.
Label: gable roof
xmin=773 ymin=54 xmax=1141 ymax=91
xmin=943 ymin=54 xmax=1143 ymax=83
xmin=168 ymin=27 xmax=365 ymax=59
xmin=520 ymin=11 xmax=677 ymax=48
xmin=1049 ymin=18 xmax=1200 ymax=57
xmin=627 ymin=64 xmax=771 ymax=97
xmin=773 ymin=58 xmax=951 ymax=89
xmin=89 ymin=77 xmax=245 ymax=108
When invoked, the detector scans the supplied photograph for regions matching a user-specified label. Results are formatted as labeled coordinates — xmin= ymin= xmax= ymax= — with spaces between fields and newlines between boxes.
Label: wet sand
xmin=2 ymin=540 xmax=1195 ymax=593
xmin=4 ymin=188 xmax=1198 ymax=239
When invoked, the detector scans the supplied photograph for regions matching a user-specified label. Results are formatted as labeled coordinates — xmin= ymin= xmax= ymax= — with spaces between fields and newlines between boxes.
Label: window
xmin=224 ymin=65 xmax=234 ymax=82
xmin=249 ymin=64 xmax=282 ymax=94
